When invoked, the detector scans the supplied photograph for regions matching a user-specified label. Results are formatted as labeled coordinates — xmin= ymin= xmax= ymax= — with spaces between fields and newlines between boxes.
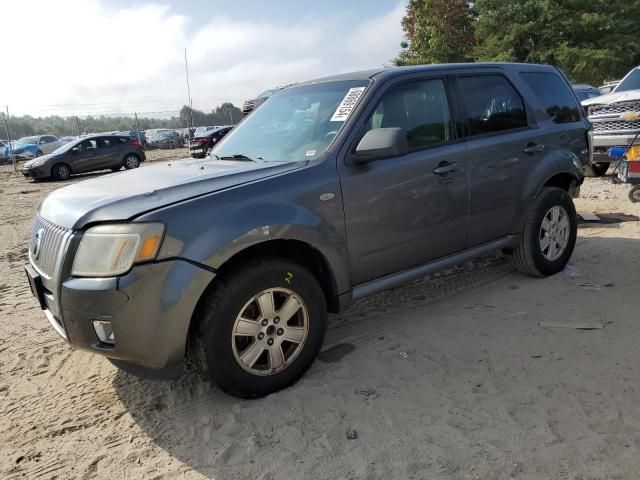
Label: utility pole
xmin=134 ymin=112 xmax=143 ymax=149
xmin=228 ymin=107 xmax=234 ymax=126
xmin=184 ymin=48 xmax=194 ymax=137
xmin=4 ymin=105 xmax=14 ymax=172
xmin=75 ymin=116 xmax=81 ymax=137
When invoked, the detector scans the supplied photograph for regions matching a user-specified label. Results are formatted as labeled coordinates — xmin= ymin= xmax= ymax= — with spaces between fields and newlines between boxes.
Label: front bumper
xmin=21 ymin=165 xmax=49 ymax=179
xmin=26 ymin=259 xmax=215 ymax=377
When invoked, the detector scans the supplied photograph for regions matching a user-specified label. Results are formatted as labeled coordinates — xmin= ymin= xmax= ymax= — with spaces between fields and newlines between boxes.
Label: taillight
xmin=196 ymin=137 xmax=210 ymax=144
xmin=628 ymin=161 xmax=640 ymax=174
xmin=131 ymin=140 xmax=142 ymax=148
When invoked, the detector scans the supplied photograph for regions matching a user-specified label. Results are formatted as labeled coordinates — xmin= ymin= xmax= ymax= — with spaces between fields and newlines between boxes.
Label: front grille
xmin=28 ymin=216 xmax=71 ymax=279
xmin=592 ymin=119 xmax=640 ymax=133
xmin=589 ymin=102 xmax=640 ymax=116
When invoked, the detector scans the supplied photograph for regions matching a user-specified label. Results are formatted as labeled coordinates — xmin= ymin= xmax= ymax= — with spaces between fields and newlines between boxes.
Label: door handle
xmin=433 ymin=161 xmax=458 ymax=175
xmin=524 ymin=143 xmax=545 ymax=154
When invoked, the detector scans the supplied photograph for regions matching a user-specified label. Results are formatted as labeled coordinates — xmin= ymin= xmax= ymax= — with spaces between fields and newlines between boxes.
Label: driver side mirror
xmin=350 ymin=128 xmax=408 ymax=165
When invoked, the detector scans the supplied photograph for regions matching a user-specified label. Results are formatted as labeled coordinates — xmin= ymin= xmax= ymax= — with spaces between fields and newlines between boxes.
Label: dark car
xmin=189 ymin=126 xmax=232 ymax=158
xmin=147 ymin=130 xmax=182 ymax=149
xmin=25 ymin=63 xmax=589 ymax=398
xmin=572 ymin=84 xmax=601 ymax=102
xmin=21 ymin=135 xmax=145 ymax=180
xmin=116 ymin=130 xmax=147 ymax=149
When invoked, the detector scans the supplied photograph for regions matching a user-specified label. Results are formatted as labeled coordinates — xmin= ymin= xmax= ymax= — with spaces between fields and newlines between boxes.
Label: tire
xmin=123 ymin=154 xmax=140 ymax=170
xmin=509 ymin=187 xmax=577 ymax=277
xmin=191 ymin=257 xmax=327 ymax=398
xmin=629 ymin=185 xmax=640 ymax=203
xmin=35 ymin=150 xmax=43 ymax=158
xmin=51 ymin=163 xmax=71 ymax=181
xmin=111 ymin=166 xmax=121 ymax=172
xmin=584 ymin=162 xmax=609 ymax=177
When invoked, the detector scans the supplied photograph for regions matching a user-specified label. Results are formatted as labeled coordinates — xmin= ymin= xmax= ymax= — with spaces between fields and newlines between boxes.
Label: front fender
xmin=139 ymin=159 xmax=350 ymax=295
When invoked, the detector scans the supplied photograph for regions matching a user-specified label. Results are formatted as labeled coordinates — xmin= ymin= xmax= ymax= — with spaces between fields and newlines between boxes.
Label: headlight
xmin=30 ymin=158 xmax=45 ymax=167
xmin=72 ymin=223 xmax=165 ymax=277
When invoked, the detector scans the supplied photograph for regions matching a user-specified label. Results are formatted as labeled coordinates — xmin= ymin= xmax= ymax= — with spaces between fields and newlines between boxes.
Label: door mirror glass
xmin=352 ymin=127 xmax=408 ymax=164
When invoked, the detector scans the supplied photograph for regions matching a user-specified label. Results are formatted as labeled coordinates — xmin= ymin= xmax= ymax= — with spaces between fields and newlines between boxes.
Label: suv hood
xmin=39 ymin=158 xmax=303 ymax=229
xmin=582 ymin=89 xmax=640 ymax=106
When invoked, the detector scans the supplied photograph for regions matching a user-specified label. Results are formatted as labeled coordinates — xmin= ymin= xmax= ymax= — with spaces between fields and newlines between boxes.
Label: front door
xmin=338 ymin=77 xmax=469 ymax=284
xmin=70 ymin=138 xmax=100 ymax=172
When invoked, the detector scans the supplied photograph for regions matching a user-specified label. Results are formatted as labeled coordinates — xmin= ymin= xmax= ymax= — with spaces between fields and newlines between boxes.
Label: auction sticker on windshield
xmin=331 ymin=87 xmax=366 ymax=122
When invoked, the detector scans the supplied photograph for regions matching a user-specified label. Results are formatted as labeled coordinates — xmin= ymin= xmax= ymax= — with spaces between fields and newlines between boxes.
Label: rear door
xmin=339 ymin=75 xmax=470 ymax=284
xmin=455 ymin=72 xmax=546 ymax=246
xmin=98 ymin=137 xmax=123 ymax=168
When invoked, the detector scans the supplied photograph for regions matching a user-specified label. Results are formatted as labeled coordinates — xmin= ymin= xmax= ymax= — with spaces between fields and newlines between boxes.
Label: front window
xmin=615 ymin=68 xmax=640 ymax=93
xmin=213 ymin=80 xmax=369 ymax=163
xmin=16 ymin=136 xmax=38 ymax=146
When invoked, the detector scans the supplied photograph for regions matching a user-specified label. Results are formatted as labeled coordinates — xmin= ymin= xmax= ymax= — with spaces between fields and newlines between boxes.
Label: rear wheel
xmin=123 ymin=154 xmax=140 ymax=170
xmin=51 ymin=163 xmax=71 ymax=181
xmin=509 ymin=187 xmax=577 ymax=277
xmin=191 ymin=258 xmax=327 ymax=398
xmin=584 ymin=162 xmax=609 ymax=177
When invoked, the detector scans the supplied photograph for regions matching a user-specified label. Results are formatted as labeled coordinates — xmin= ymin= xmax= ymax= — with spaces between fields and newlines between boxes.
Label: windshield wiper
xmin=218 ymin=154 xmax=262 ymax=162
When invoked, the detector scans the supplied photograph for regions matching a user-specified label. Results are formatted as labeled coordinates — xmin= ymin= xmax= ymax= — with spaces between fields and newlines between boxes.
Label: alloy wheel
xmin=231 ymin=288 xmax=309 ymax=376
xmin=539 ymin=206 xmax=570 ymax=261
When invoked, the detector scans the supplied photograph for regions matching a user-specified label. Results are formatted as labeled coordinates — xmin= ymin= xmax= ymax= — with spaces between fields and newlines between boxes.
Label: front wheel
xmin=123 ymin=154 xmax=140 ymax=170
xmin=51 ymin=163 xmax=71 ymax=181
xmin=191 ymin=258 xmax=327 ymax=398
xmin=508 ymin=187 xmax=577 ymax=277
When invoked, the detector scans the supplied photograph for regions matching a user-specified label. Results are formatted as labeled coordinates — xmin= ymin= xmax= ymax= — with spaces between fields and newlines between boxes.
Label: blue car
xmin=8 ymin=135 xmax=63 ymax=159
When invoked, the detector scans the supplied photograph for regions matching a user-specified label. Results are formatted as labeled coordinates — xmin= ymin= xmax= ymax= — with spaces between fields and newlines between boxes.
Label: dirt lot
xmin=1 ymin=154 xmax=639 ymax=480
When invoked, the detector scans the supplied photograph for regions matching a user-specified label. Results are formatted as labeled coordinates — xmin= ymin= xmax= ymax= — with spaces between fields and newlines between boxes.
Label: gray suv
xmin=25 ymin=63 xmax=589 ymax=398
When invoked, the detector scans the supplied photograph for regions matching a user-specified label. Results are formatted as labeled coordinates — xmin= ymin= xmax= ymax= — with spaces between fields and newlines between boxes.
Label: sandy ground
xmin=1 ymin=156 xmax=639 ymax=480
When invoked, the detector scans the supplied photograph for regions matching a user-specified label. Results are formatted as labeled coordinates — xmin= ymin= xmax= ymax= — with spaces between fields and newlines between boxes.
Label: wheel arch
xmin=201 ymin=238 xmax=341 ymax=315
xmin=51 ymin=162 xmax=72 ymax=178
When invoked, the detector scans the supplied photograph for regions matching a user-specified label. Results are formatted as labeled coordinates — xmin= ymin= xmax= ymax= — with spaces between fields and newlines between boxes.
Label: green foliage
xmin=396 ymin=0 xmax=640 ymax=86
xmin=2 ymin=103 xmax=242 ymax=141
xmin=395 ymin=0 xmax=476 ymax=66
xmin=475 ymin=0 xmax=640 ymax=85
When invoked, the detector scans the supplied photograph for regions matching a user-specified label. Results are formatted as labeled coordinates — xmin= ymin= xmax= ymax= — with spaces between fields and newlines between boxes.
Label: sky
xmin=0 ymin=0 xmax=406 ymax=118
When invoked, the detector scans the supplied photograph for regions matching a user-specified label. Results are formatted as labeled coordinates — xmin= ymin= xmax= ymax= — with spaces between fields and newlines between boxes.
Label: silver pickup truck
xmin=583 ymin=66 xmax=640 ymax=176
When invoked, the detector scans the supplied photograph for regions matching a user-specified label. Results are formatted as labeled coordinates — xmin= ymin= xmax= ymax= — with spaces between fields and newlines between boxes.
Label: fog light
xmin=93 ymin=320 xmax=115 ymax=344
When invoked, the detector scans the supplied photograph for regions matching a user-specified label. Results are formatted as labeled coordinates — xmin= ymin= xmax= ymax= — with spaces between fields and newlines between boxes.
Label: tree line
xmin=1 ymin=103 xmax=243 ymax=140
xmin=395 ymin=0 xmax=640 ymax=86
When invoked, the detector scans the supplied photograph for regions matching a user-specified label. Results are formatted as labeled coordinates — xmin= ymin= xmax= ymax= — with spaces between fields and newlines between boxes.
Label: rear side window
xmin=458 ymin=75 xmax=527 ymax=136
xmin=521 ymin=72 xmax=582 ymax=124
xmin=363 ymin=78 xmax=453 ymax=150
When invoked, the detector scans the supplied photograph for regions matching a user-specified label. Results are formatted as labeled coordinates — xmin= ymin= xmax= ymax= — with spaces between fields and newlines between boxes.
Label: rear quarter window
xmin=521 ymin=72 xmax=582 ymax=124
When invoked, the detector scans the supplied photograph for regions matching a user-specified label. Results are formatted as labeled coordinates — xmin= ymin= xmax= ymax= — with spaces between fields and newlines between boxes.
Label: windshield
xmin=213 ymin=80 xmax=369 ymax=163
xmin=16 ymin=136 xmax=38 ymax=146
xmin=614 ymin=68 xmax=640 ymax=93
xmin=51 ymin=137 xmax=85 ymax=155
